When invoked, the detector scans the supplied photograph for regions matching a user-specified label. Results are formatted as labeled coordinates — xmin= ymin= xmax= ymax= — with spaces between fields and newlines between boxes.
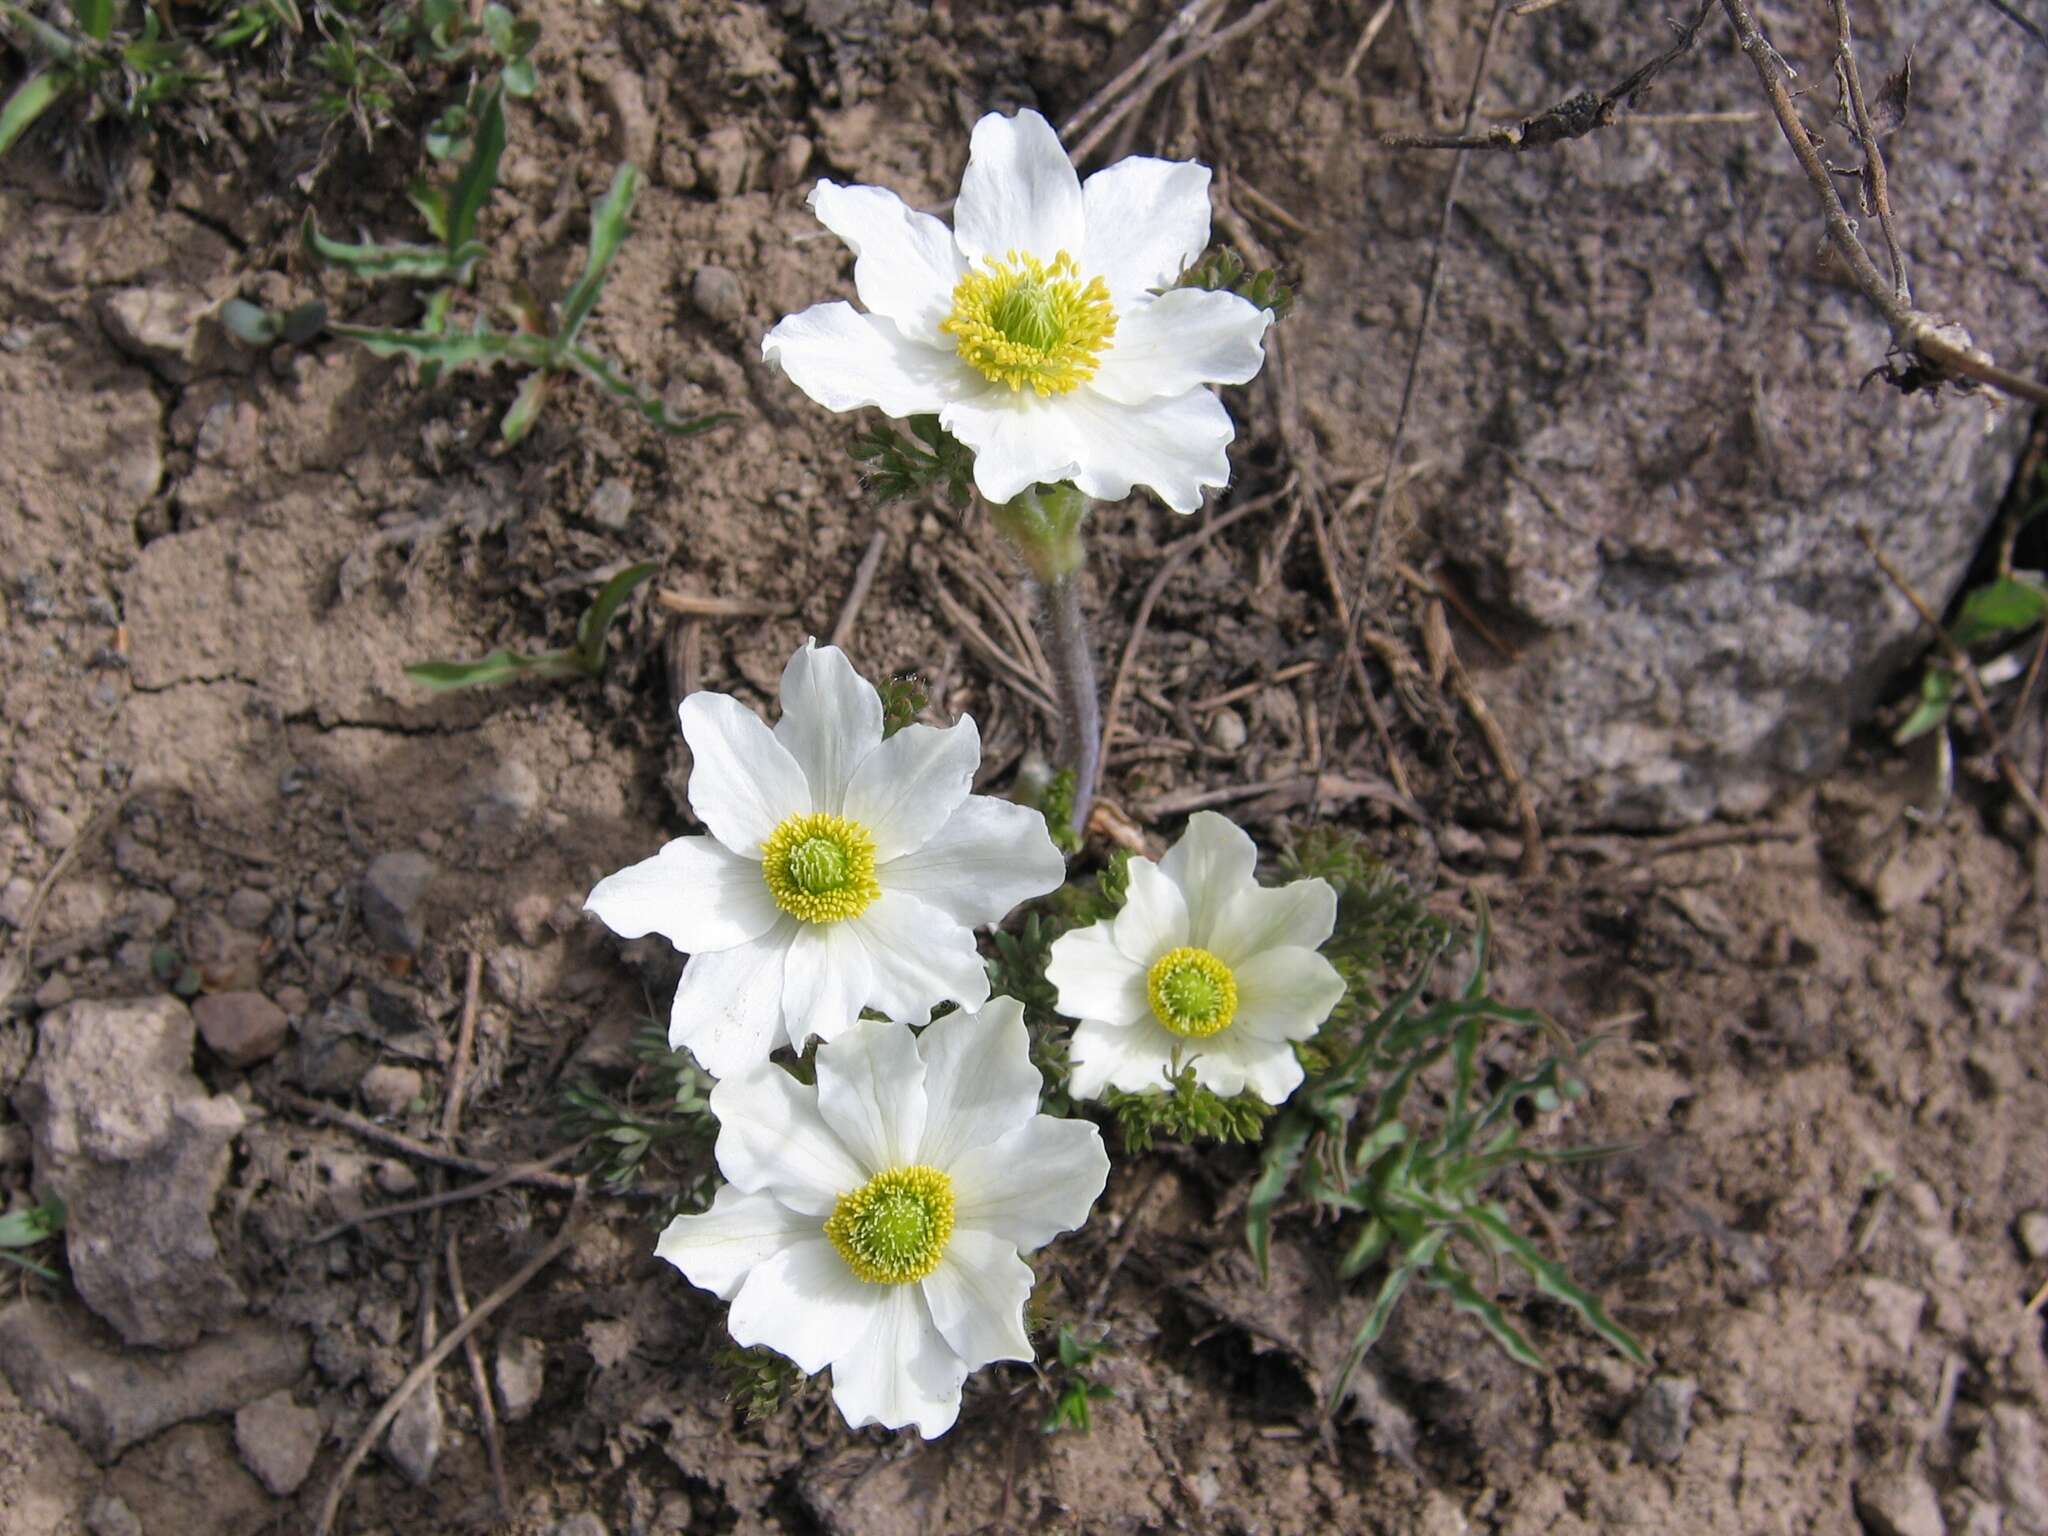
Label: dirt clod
xmin=1622 ymin=1375 xmax=1697 ymax=1464
xmin=233 ymin=1389 xmax=322 ymax=1497
xmin=1855 ymin=1468 xmax=1949 ymax=1536
xmin=192 ymin=992 xmax=290 ymax=1069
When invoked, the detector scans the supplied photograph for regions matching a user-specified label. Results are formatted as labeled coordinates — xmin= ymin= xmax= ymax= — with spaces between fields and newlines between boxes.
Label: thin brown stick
xmin=1343 ymin=0 xmax=1398 ymax=79
xmin=1310 ymin=476 xmax=1415 ymax=802
xmin=828 ymin=529 xmax=889 ymax=649
xmin=1829 ymin=0 xmax=1909 ymax=307
xmin=928 ymin=580 xmax=1059 ymax=721
xmin=1140 ymin=771 xmax=1428 ymax=823
xmin=1857 ymin=525 xmax=2048 ymax=836
xmin=1190 ymin=659 xmax=1320 ymax=712
xmin=314 ymin=1194 xmax=582 ymax=1536
xmin=446 ymin=1235 xmax=510 ymax=1517
xmin=1442 ymin=650 xmax=1548 ymax=879
xmin=653 ymin=590 xmax=795 ymax=619
xmin=1067 ymin=0 xmax=1285 ymax=165
xmin=0 ymin=794 xmax=128 ymax=1010
xmin=263 ymin=1087 xmax=586 ymax=1192
xmin=1061 ymin=0 xmax=1224 ymax=145
xmin=297 ymin=1145 xmax=587 ymax=1248
xmin=1099 ymin=490 xmax=1283 ymax=779
xmin=415 ymin=951 xmax=485 ymax=1356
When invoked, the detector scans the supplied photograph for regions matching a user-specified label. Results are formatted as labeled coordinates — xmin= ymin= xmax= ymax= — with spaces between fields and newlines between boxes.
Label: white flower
xmin=585 ymin=640 xmax=1066 ymax=1078
xmin=657 ymin=1001 xmax=1109 ymax=1437
xmin=1046 ymin=812 xmax=1344 ymax=1104
xmin=762 ymin=108 xmax=1271 ymax=515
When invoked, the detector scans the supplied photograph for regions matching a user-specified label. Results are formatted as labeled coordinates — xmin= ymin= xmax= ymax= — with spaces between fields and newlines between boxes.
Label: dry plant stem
xmin=414 ymin=950 xmax=485 ymax=1356
xmin=1720 ymin=0 xmax=2048 ymax=405
xmin=1979 ymin=0 xmax=2048 ymax=53
xmin=654 ymin=590 xmax=795 ymax=619
xmin=446 ymin=1235 xmax=510 ymax=1517
xmin=1046 ymin=573 xmax=1104 ymax=835
xmin=314 ymin=1193 xmax=583 ymax=1536
xmin=1829 ymin=0 xmax=1908 ymax=305
xmin=1857 ymin=525 xmax=2048 ymax=836
xmin=298 ymin=1145 xmax=586 ymax=1248
xmin=1344 ymin=0 xmax=1398 ymax=79
xmin=829 ymin=528 xmax=889 ymax=648
xmin=266 ymin=1087 xmax=587 ymax=1192
xmin=0 ymin=794 xmax=127 ymax=1009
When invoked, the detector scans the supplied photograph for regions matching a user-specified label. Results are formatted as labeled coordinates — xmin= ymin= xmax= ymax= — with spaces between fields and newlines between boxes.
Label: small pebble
xmin=360 ymin=1064 xmax=425 ymax=1118
xmin=1207 ymin=707 xmax=1248 ymax=752
xmin=691 ymin=265 xmax=745 ymax=325
xmin=2015 ymin=1210 xmax=2048 ymax=1263
xmin=193 ymin=991 xmax=290 ymax=1068
xmin=224 ymin=887 xmax=274 ymax=931
xmin=361 ymin=850 xmax=436 ymax=954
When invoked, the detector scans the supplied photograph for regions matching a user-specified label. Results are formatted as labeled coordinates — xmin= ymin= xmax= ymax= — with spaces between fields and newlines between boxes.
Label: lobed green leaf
xmin=558 ymin=163 xmax=639 ymax=344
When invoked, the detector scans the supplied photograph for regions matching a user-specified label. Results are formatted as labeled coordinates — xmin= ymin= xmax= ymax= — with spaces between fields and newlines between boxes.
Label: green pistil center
xmin=1146 ymin=946 xmax=1239 ymax=1039
xmin=759 ymin=812 xmax=879 ymax=925
xmin=825 ymin=1165 xmax=956 ymax=1285
xmin=992 ymin=280 xmax=1061 ymax=351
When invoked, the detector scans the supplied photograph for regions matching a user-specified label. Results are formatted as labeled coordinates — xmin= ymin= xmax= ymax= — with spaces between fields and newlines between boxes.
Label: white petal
xmin=762 ymin=302 xmax=976 ymax=417
xmin=954 ymin=109 xmax=1083 ymax=266
xmin=774 ymin=638 xmax=883 ymax=815
xmin=815 ymin=1017 xmax=928 ymax=1174
xmin=1064 ymin=1017 xmax=1175 ymax=1101
xmin=710 ymin=1061 xmax=866 ymax=1216
xmin=727 ymin=1238 xmax=879 ymax=1374
xmin=781 ymin=921 xmax=875 ymax=1056
xmin=850 ymin=891 xmax=991 ymax=1023
xmin=1065 ymin=385 xmax=1236 ymax=515
xmin=1091 ymin=289 xmax=1271 ymax=405
xmin=844 ymin=717 xmax=979 ymax=862
xmin=655 ymin=1185 xmax=816 ymax=1301
xmin=1159 ymin=811 xmax=1259 ymax=951
xmin=1196 ymin=1031 xmax=1305 ymax=1105
xmin=1231 ymin=947 xmax=1346 ymax=1042
xmin=828 ymin=1283 xmax=968 ymax=1438
xmin=879 ymin=795 xmax=1067 ymax=928
xmin=680 ymin=692 xmax=811 ymax=857
xmin=1044 ymin=922 xmax=1149 ymax=1029
xmin=914 ymin=997 xmax=1040 ymax=1171
xmin=808 ymin=180 xmax=965 ymax=347
xmin=941 ymin=387 xmax=1082 ymax=505
xmin=950 ymin=1115 xmax=1109 ymax=1252
xmin=1080 ymin=155 xmax=1211 ymax=308
xmin=670 ymin=923 xmax=798 ymax=1077
xmin=921 ymin=1227 xmax=1033 ymax=1370
xmin=1212 ymin=878 xmax=1338 ymax=969
xmin=585 ymin=836 xmax=780 ymax=954
xmin=1112 ymin=859 xmax=1188 ymax=966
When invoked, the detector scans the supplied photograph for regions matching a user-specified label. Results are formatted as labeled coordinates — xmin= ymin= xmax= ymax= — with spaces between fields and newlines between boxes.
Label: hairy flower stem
xmin=990 ymin=483 xmax=1100 ymax=838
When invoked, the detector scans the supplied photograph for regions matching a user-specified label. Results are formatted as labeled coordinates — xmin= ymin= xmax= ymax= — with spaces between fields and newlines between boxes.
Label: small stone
xmin=2018 ymin=1212 xmax=2048 ymax=1262
xmin=1873 ymin=840 xmax=1947 ymax=915
xmin=1855 ymin=1467 xmax=1948 ymax=1536
xmin=360 ymin=1064 xmax=424 ymax=1119
xmin=695 ymin=125 xmax=752 ymax=198
xmin=97 ymin=287 xmax=235 ymax=381
xmin=471 ymin=759 xmax=543 ymax=836
xmin=550 ymin=1515 xmax=609 ymax=1536
xmin=234 ymin=1389 xmax=322 ymax=1496
xmin=691 ymin=265 xmax=745 ymax=325
xmin=33 ymin=972 xmax=74 ymax=1008
xmin=384 ymin=1378 xmax=442 ymax=1486
xmin=586 ymin=477 xmax=635 ymax=531
xmin=361 ymin=850 xmax=436 ymax=954
xmin=374 ymin=1159 xmax=420 ymax=1196
xmin=1859 ymin=1277 xmax=1926 ymax=1357
xmin=507 ymin=893 xmax=554 ymax=947
xmin=223 ymin=887 xmax=274 ymax=931
xmin=192 ymin=991 xmax=290 ymax=1068
xmin=495 ymin=1334 xmax=545 ymax=1422
xmin=289 ymin=1006 xmax=374 ymax=1096
xmin=774 ymin=132 xmax=813 ymax=188
xmin=0 ymin=875 xmax=34 ymax=928
xmin=1207 ymin=707 xmax=1249 ymax=752
xmin=1965 ymin=1405 xmax=2047 ymax=1533
xmin=1622 ymin=1375 xmax=1697 ymax=1464
xmin=84 ymin=1493 xmax=142 ymax=1536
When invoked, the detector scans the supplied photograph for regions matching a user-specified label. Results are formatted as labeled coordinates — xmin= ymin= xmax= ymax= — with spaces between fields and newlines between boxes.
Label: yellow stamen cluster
xmin=942 ymin=250 xmax=1116 ymax=396
xmin=824 ymin=1165 xmax=956 ymax=1285
xmin=1146 ymin=946 xmax=1239 ymax=1039
xmin=759 ymin=812 xmax=880 ymax=925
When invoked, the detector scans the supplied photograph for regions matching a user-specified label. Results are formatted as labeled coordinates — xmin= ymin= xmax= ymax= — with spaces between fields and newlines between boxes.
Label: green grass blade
xmin=571 ymin=561 xmax=656 ymax=672
xmin=0 ymin=1198 xmax=63 ymax=1248
xmin=1336 ymin=1215 xmax=1391 ymax=1280
xmin=304 ymin=215 xmax=487 ymax=283
xmin=557 ymin=162 xmax=639 ymax=344
xmin=1246 ymin=1110 xmax=1313 ymax=1282
xmin=1471 ymin=1204 xmax=1648 ymax=1366
xmin=404 ymin=648 xmax=581 ymax=691
xmin=1893 ymin=666 xmax=1956 ymax=745
xmin=1429 ymin=1250 xmax=1548 ymax=1371
xmin=445 ymin=81 xmax=505 ymax=254
xmin=75 ymin=0 xmax=113 ymax=40
xmin=499 ymin=368 xmax=556 ymax=444
xmin=1319 ymin=930 xmax=1453 ymax=1098
xmin=0 ymin=71 xmax=68 ymax=159
xmin=565 ymin=346 xmax=733 ymax=436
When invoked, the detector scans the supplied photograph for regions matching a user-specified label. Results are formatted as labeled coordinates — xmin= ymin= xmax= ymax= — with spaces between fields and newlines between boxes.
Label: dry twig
xmin=654 ymin=590 xmax=795 ymax=619
xmin=264 ymin=1087 xmax=588 ymax=1192
xmin=446 ymin=1235 xmax=510 ymax=1517
xmin=828 ymin=529 xmax=890 ymax=649
xmin=296 ymin=1145 xmax=586 ymax=1248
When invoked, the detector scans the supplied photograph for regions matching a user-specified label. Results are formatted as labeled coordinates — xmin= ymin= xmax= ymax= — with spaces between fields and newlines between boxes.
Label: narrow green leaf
xmin=1336 ymin=1215 xmax=1391 ymax=1280
xmin=565 ymin=346 xmax=733 ymax=436
xmin=407 ymin=180 xmax=450 ymax=243
xmin=331 ymin=322 xmax=540 ymax=370
xmin=0 ymin=71 xmax=67 ymax=160
xmin=76 ymin=0 xmax=114 ymax=41
xmin=303 ymin=215 xmax=486 ymax=283
xmin=558 ymin=163 xmax=640 ymax=344
xmin=571 ymin=561 xmax=656 ymax=672
xmin=0 ymin=1199 xmax=63 ymax=1248
xmin=0 ymin=1250 xmax=59 ymax=1281
xmin=1471 ymin=1205 xmax=1648 ymax=1366
xmin=445 ymin=81 xmax=505 ymax=254
xmin=499 ymin=368 xmax=555 ymax=443
xmin=1246 ymin=1111 xmax=1313 ymax=1282
xmin=1893 ymin=666 xmax=1955 ymax=745
xmin=1429 ymin=1251 xmax=1548 ymax=1371
xmin=404 ymin=648 xmax=581 ymax=691
xmin=1951 ymin=575 xmax=2048 ymax=648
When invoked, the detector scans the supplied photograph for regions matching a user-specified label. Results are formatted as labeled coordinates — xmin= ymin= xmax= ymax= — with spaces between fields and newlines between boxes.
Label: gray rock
xmin=0 ymin=1301 xmax=306 ymax=1463
xmin=1622 ymin=1374 xmax=1697 ymax=1464
xmin=691 ymin=265 xmax=745 ymax=325
xmin=361 ymin=850 xmax=436 ymax=953
xmin=12 ymin=996 xmax=246 ymax=1345
xmin=1964 ymin=1405 xmax=2048 ymax=1535
xmin=495 ymin=1333 xmax=545 ymax=1422
xmin=585 ymin=477 xmax=635 ymax=531
xmin=289 ymin=1005 xmax=374 ymax=1096
xmin=84 ymin=1493 xmax=142 ymax=1536
xmin=1206 ymin=707 xmax=1248 ymax=752
xmin=1856 ymin=1467 xmax=1949 ymax=1536
xmin=234 ymin=1389 xmax=322 ymax=1496
xmin=223 ymin=888 xmax=274 ymax=931
xmin=192 ymin=991 xmax=290 ymax=1068
xmin=1859 ymin=1277 xmax=1927 ymax=1357
xmin=471 ymin=758 xmax=542 ymax=836
xmin=1308 ymin=1 xmax=2048 ymax=827
xmin=384 ymin=1378 xmax=442 ymax=1486
xmin=551 ymin=1515 xmax=609 ymax=1536
xmin=2016 ymin=1211 xmax=2048 ymax=1264
xmin=359 ymin=1064 xmax=424 ymax=1118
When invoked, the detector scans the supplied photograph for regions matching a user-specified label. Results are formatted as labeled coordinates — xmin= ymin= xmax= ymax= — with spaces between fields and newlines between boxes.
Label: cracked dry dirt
xmin=4 ymin=0 xmax=2048 ymax=1532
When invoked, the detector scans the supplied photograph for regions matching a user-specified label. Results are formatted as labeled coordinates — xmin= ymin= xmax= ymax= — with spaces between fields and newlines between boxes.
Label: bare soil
xmin=2 ymin=1 xmax=2045 ymax=1534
